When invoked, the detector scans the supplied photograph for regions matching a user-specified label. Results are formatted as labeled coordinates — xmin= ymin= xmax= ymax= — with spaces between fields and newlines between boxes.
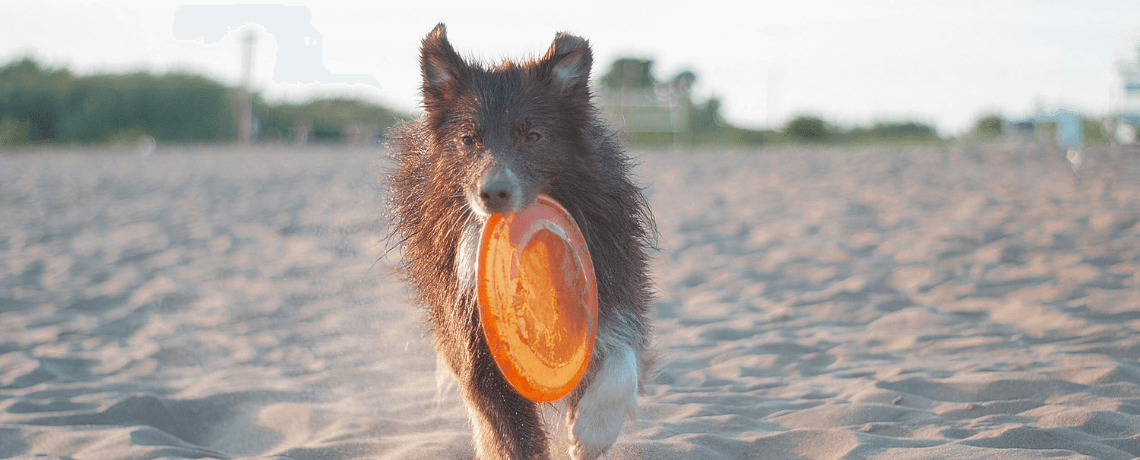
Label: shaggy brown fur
xmin=385 ymin=24 xmax=655 ymax=459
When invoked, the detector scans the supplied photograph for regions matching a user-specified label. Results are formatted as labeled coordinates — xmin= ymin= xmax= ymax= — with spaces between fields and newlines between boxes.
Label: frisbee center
xmin=514 ymin=227 xmax=589 ymax=367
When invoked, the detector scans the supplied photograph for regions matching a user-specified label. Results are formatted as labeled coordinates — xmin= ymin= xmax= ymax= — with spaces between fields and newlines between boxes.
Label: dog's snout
xmin=474 ymin=166 xmax=522 ymax=215
xmin=480 ymin=179 xmax=515 ymax=214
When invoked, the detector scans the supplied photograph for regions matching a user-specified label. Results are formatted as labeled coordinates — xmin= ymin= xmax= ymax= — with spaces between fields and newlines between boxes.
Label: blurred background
xmin=2 ymin=0 xmax=1139 ymax=149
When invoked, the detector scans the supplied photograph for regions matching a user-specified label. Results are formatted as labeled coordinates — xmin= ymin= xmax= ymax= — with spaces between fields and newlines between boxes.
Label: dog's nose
xmin=480 ymin=179 xmax=515 ymax=214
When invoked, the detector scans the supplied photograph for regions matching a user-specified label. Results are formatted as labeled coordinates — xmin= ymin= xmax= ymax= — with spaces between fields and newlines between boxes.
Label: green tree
xmin=599 ymin=58 xmax=655 ymax=90
xmin=258 ymin=97 xmax=404 ymax=142
xmin=0 ymin=117 xmax=31 ymax=145
xmin=785 ymin=115 xmax=829 ymax=141
xmin=973 ymin=115 xmax=1003 ymax=139
xmin=848 ymin=121 xmax=938 ymax=142
xmin=0 ymin=57 xmax=73 ymax=142
xmin=60 ymin=72 xmax=234 ymax=142
xmin=692 ymin=97 xmax=722 ymax=134
xmin=0 ymin=56 xmax=412 ymax=146
xmin=670 ymin=70 xmax=696 ymax=93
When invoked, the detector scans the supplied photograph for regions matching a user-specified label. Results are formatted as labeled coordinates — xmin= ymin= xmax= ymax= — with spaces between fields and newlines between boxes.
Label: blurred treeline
xmin=597 ymin=58 xmax=944 ymax=147
xmin=779 ymin=115 xmax=941 ymax=145
xmin=780 ymin=113 xmax=1111 ymax=147
xmin=3 ymin=56 xmax=1111 ymax=149
xmin=0 ymin=58 xmax=233 ymax=145
xmin=254 ymin=97 xmax=405 ymax=143
xmin=0 ymin=57 xmax=406 ymax=146
xmin=597 ymin=58 xmax=1112 ymax=148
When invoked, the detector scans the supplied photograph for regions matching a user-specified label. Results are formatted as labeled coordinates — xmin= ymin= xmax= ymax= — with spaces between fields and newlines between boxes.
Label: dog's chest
xmin=455 ymin=220 xmax=481 ymax=296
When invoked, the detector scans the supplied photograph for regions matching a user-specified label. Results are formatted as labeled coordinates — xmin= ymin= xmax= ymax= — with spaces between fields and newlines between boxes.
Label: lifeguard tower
xmin=1112 ymin=44 xmax=1140 ymax=149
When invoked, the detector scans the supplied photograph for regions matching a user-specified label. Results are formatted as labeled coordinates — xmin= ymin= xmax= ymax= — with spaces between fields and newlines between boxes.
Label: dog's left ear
xmin=421 ymin=23 xmax=466 ymax=103
xmin=543 ymin=33 xmax=592 ymax=97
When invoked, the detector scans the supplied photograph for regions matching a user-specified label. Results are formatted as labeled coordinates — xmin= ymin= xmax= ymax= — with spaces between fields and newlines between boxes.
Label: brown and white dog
xmin=386 ymin=24 xmax=655 ymax=459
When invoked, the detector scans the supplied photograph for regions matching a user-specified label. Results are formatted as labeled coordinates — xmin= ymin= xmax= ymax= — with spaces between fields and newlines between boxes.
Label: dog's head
xmin=417 ymin=23 xmax=598 ymax=217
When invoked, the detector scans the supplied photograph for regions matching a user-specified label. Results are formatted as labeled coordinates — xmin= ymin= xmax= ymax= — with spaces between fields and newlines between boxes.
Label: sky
xmin=3 ymin=0 xmax=1139 ymax=136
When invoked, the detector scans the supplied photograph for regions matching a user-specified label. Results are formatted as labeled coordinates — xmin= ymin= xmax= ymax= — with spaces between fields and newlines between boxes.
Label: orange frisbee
xmin=476 ymin=194 xmax=598 ymax=402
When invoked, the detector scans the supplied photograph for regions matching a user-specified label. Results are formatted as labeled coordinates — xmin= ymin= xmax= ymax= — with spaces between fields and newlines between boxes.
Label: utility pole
xmin=237 ymin=30 xmax=255 ymax=147
xmin=766 ymin=68 xmax=781 ymax=130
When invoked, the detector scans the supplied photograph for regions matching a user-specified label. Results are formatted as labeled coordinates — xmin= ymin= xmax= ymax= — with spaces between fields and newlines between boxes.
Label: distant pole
xmin=238 ymin=30 xmax=255 ymax=147
xmin=766 ymin=68 xmax=781 ymax=130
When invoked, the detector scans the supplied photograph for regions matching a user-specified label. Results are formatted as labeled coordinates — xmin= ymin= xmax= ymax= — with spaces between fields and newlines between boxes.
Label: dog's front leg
xmin=448 ymin=223 xmax=549 ymax=459
xmin=458 ymin=328 xmax=550 ymax=460
xmin=567 ymin=340 xmax=639 ymax=460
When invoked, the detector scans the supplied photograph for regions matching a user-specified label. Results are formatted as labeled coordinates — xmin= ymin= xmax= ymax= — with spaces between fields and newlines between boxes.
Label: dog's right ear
xmin=544 ymin=33 xmax=593 ymax=98
xmin=421 ymin=23 xmax=466 ymax=103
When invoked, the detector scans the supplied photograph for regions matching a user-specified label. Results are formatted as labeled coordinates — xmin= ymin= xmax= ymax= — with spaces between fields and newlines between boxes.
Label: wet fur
xmin=386 ymin=24 xmax=655 ymax=459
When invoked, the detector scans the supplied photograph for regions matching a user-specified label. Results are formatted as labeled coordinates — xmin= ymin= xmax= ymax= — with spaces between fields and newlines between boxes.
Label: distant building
xmin=597 ymin=74 xmax=696 ymax=146
xmin=1009 ymin=109 xmax=1084 ymax=151
xmin=598 ymin=86 xmax=689 ymax=143
xmin=1114 ymin=44 xmax=1140 ymax=146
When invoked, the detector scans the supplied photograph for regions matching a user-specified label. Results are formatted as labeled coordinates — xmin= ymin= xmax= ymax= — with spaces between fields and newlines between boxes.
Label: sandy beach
xmin=2 ymin=139 xmax=1138 ymax=459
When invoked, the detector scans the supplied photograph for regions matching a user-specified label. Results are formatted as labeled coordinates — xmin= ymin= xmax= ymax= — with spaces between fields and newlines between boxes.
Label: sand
xmin=1 ymin=139 xmax=1138 ymax=459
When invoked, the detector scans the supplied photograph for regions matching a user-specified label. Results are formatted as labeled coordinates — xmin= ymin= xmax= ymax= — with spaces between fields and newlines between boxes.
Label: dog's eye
xmin=461 ymin=136 xmax=475 ymax=146
xmin=526 ymin=132 xmax=541 ymax=142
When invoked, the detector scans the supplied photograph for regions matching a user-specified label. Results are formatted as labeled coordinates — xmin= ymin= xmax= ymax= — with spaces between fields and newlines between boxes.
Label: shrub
xmin=61 ymin=72 xmax=234 ymax=142
xmin=846 ymin=121 xmax=939 ymax=143
xmin=1082 ymin=117 xmax=1108 ymax=145
xmin=599 ymin=58 xmax=655 ymax=90
xmin=973 ymin=115 xmax=1003 ymax=138
xmin=784 ymin=116 xmax=829 ymax=142
xmin=0 ymin=117 xmax=31 ymax=146
xmin=0 ymin=58 xmax=72 ymax=142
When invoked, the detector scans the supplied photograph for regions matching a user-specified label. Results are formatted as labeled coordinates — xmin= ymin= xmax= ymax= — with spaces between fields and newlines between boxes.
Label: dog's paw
xmin=569 ymin=440 xmax=610 ymax=460
xmin=568 ymin=343 xmax=638 ymax=460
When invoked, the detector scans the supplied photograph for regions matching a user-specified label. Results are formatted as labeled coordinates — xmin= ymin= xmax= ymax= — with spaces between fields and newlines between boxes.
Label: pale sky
xmin=3 ymin=0 xmax=1139 ymax=135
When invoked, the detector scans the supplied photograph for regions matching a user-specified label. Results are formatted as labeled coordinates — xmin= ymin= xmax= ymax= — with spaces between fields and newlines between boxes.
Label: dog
xmin=385 ymin=24 xmax=655 ymax=459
